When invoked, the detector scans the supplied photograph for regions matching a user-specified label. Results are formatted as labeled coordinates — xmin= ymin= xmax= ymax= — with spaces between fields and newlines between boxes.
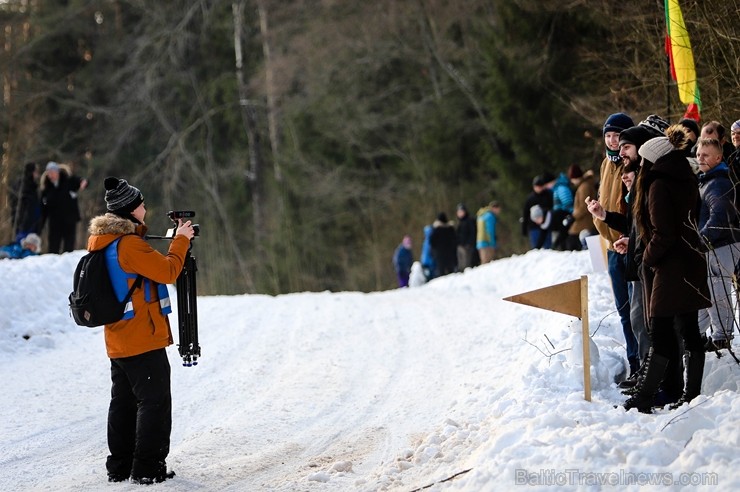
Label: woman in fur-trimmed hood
xmin=90 ymin=177 xmax=194 ymax=484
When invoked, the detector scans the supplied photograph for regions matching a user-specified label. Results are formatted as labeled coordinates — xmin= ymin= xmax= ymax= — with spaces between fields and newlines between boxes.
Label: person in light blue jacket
xmin=420 ymin=224 xmax=437 ymax=280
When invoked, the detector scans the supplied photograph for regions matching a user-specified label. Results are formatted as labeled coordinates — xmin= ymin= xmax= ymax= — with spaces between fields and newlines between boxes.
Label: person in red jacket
xmin=87 ymin=177 xmax=194 ymax=484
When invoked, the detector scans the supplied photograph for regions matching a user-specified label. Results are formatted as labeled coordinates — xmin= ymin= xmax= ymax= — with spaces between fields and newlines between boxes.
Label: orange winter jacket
xmin=87 ymin=214 xmax=190 ymax=359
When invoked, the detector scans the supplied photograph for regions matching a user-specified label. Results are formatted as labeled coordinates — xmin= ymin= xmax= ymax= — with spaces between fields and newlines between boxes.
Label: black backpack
xmin=69 ymin=239 xmax=143 ymax=327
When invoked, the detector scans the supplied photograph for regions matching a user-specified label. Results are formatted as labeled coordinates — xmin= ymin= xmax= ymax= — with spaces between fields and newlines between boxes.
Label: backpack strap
xmin=123 ymin=273 xmax=144 ymax=304
xmin=106 ymin=236 xmax=143 ymax=318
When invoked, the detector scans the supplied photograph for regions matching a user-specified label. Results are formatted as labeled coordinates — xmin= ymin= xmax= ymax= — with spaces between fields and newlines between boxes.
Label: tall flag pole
xmin=665 ymin=0 xmax=701 ymax=121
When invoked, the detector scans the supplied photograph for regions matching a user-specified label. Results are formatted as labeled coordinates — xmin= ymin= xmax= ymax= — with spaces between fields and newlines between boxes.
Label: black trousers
xmin=650 ymin=311 xmax=702 ymax=397
xmin=106 ymin=348 xmax=172 ymax=479
xmin=47 ymin=219 xmax=76 ymax=253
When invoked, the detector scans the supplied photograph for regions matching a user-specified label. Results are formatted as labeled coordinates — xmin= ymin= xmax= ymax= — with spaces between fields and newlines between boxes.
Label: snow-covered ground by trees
xmin=1 ymin=249 xmax=739 ymax=491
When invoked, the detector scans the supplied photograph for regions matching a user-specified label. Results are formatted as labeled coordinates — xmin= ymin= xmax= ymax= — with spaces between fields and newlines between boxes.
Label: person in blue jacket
xmin=696 ymin=137 xmax=740 ymax=354
xmin=420 ymin=224 xmax=437 ymax=280
xmin=392 ymin=235 xmax=414 ymax=288
xmin=548 ymin=172 xmax=575 ymax=250
xmin=0 ymin=233 xmax=42 ymax=259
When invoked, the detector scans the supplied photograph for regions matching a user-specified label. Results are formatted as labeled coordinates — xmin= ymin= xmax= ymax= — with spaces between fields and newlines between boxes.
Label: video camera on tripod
xmin=166 ymin=210 xmax=200 ymax=238
xmin=147 ymin=210 xmax=201 ymax=367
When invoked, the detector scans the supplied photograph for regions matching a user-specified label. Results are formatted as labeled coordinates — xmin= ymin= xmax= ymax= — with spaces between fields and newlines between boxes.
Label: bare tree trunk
xmin=256 ymin=0 xmax=281 ymax=182
xmin=232 ymin=0 xmax=266 ymax=252
xmin=1 ymin=7 xmax=31 ymax=241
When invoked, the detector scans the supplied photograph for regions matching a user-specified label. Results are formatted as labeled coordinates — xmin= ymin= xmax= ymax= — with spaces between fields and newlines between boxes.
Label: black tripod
xmin=176 ymin=245 xmax=200 ymax=366
xmin=147 ymin=211 xmax=201 ymax=367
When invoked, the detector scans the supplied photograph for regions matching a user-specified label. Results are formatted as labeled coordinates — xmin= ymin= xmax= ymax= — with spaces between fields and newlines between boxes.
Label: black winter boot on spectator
xmin=704 ymin=338 xmax=731 ymax=352
xmin=623 ymin=352 xmax=669 ymax=414
xmin=628 ymin=356 xmax=640 ymax=377
xmin=619 ymin=357 xmax=647 ymax=389
xmin=669 ymin=350 xmax=705 ymax=410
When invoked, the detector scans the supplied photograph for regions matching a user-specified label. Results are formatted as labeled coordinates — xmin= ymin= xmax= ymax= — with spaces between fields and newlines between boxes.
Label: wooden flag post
xmin=503 ymin=275 xmax=591 ymax=401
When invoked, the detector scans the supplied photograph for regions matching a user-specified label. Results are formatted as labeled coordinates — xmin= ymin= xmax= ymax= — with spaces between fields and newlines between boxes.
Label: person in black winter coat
xmin=40 ymin=161 xmax=88 ymax=253
xmin=429 ymin=212 xmax=457 ymax=276
xmin=455 ymin=203 xmax=478 ymax=270
xmin=10 ymin=162 xmax=42 ymax=241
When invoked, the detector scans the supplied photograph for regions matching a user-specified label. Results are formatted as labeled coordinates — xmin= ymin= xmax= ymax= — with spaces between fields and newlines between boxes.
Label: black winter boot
xmin=623 ymin=351 xmax=669 ymax=414
xmin=628 ymin=356 xmax=640 ymax=377
xmin=704 ymin=338 xmax=731 ymax=352
xmin=619 ymin=357 xmax=647 ymax=389
xmin=669 ymin=351 xmax=705 ymax=410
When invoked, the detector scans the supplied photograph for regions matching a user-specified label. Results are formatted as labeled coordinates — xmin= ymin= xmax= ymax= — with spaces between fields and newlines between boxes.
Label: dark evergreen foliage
xmin=1 ymin=0 xmax=739 ymax=294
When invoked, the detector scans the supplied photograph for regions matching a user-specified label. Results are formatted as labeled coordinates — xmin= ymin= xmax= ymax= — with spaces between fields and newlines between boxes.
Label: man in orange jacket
xmin=88 ymin=177 xmax=194 ymax=484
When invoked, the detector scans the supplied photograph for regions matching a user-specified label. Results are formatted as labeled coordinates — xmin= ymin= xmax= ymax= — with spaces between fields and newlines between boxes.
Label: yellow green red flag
xmin=664 ymin=0 xmax=701 ymax=120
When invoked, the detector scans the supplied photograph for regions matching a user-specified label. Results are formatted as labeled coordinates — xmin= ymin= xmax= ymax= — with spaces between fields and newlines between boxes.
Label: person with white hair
xmin=0 ymin=233 xmax=42 ymax=259
xmin=40 ymin=161 xmax=88 ymax=254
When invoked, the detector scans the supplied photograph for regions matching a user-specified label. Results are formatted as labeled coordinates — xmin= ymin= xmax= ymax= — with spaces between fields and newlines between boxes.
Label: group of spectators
xmin=393 ymin=111 xmax=740 ymax=415
xmin=4 ymin=160 xmax=88 ymax=258
xmin=521 ymin=166 xmax=599 ymax=252
xmin=586 ymin=112 xmax=740 ymax=413
xmin=392 ymin=201 xmax=502 ymax=288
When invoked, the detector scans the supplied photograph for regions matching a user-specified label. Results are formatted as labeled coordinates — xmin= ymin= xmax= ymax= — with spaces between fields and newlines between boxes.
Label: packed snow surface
xmin=1 ymin=249 xmax=739 ymax=491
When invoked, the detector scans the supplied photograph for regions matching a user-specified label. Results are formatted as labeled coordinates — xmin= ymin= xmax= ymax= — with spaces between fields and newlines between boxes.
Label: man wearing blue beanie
xmin=593 ymin=112 xmax=641 ymax=379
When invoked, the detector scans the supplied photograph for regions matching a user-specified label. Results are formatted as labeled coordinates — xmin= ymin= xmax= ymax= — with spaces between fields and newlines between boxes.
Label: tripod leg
xmin=186 ymin=254 xmax=199 ymax=363
xmin=177 ymin=253 xmax=200 ymax=366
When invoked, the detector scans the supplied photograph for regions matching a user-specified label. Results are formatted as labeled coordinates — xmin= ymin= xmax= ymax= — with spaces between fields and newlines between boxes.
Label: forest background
xmin=1 ymin=0 xmax=739 ymax=295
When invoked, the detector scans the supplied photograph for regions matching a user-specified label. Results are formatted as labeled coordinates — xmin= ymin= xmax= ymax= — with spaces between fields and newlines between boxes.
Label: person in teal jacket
xmin=476 ymin=201 xmax=501 ymax=264
xmin=548 ymin=172 xmax=575 ymax=250
xmin=420 ymin=224 xmax=437 ymax=280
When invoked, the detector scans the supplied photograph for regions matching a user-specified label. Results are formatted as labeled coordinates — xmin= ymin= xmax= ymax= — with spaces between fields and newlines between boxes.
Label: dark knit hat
xmin=619 ymin=125 xmax=656 ymax=150
xmin=639 ymin=114 xmax=669 ymax=135
xmin=567 ymin=164 xmax=584 ymax=179
xmin=679 ymin=118 xmax=700 ymax=137
xmin=104 ymin=177 xmax=143 ymax=216
xmin=603 ymin=113 xmax=634 ymax=135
